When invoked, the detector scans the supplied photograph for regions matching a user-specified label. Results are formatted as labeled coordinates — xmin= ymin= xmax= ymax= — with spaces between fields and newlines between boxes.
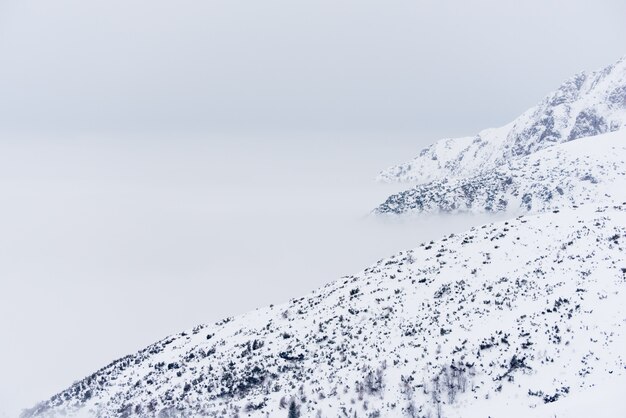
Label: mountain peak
xmin=378 ymin=56 xmax=626 ymax=184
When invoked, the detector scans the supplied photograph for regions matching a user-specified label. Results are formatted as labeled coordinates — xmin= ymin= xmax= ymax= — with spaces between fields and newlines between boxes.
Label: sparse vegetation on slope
xmin=23 ymin=205 xmax=626 ymax=417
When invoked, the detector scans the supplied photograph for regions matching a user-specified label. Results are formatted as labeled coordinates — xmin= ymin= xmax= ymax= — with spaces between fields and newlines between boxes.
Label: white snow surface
xmin=377 ymin=56 xmax=626 ymax=184
xmin=375 ymin=129 xmax=626 ymax=215
xmin=23 ymin=204 xmax=626 ymax=417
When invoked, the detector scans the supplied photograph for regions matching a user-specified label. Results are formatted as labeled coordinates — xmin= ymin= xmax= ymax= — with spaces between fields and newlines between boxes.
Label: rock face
xmin=375 ymin=129 xmax=626 ymax=215
xmin=23 ymin=205 xmax=626 ymax=418
xmin=377 ymin=56 xmax=626 ymax=184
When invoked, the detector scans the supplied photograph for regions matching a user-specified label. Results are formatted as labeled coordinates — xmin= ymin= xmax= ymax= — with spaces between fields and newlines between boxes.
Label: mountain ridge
xmin=374 ymin=129 xmax=626 ymax=215
xmin=23 ymin=205 xmax=626 ymax=418
xmin=377 ymin=56 xmax=626 ymax=184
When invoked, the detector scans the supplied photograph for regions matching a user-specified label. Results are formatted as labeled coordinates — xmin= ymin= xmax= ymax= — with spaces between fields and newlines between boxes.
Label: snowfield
xmin=377 ymin=56 xmax=626 ymax=184
xmin=23 ymin=205 xmax=626 ymax=418
xmin=375 ymin=129 xmax=626 ymax=215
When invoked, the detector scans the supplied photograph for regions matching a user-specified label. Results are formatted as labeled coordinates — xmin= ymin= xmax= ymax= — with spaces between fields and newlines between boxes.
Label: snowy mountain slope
xmin=377 ymin=56 xmax=626 ymax=184
xmin=375 ymin=129 xmax=626 ymax=215
xmin=23 ymin=205 xmax=626 ymax=418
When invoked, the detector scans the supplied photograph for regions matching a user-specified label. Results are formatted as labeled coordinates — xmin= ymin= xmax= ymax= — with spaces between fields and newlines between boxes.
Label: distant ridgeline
xmin=376 ymin=56 xmax=626 ymax=216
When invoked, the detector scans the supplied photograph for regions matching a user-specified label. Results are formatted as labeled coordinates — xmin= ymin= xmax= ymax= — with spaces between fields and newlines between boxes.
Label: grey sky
xmin=0 ymin=1 xmax=625 ymax=417
xmin=0 ymin=0 xmax=625 ymax=136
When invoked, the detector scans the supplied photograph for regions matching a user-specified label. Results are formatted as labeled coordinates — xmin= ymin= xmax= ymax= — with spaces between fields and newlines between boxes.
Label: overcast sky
xmin=0 ymin=0 xmax=625 ymax=136
xmin=0 ymin=1 xmax=625 ymax=417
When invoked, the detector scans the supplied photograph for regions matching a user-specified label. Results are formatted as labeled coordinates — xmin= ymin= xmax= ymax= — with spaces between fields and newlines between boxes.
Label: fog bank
xmin=0 ymin=133 xmax=509 ymax=416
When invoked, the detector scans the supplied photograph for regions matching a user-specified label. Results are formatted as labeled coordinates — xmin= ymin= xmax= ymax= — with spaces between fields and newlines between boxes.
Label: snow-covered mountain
xmin=375 ymin=129 xmax=626 ymax=215
xmin=22 ymin=56 xmax=626 ymax=418
xmin=377 ymin=56 xmax=626 ymax=184
xmin=23 ymin=205 xmax=626 ymax=418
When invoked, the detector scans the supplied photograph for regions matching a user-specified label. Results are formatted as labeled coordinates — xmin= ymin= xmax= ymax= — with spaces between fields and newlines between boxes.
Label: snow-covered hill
xmin=375 ymin=129 xmax=626 ymax=215
xmin=23 ymin=205 xmax=626 ymax=418
xmin=377 ymin=56 xmax=626 ymax=184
